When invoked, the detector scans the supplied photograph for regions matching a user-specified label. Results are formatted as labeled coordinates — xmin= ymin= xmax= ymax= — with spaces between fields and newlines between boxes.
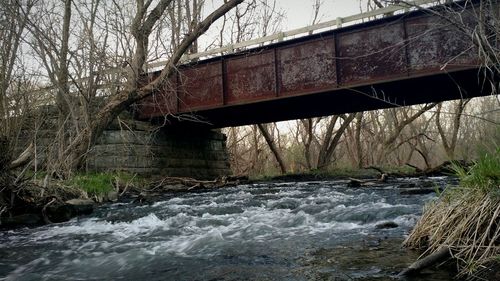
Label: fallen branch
xmin=9 ymin=143 xmax=34 ymax=170
xmin=398 ymin=246 xmax=451 ymax=277
xmin=41 ymin=197 xmax=56 ymax=224
xmin=148 ymin=175 xmax=248 ymax=192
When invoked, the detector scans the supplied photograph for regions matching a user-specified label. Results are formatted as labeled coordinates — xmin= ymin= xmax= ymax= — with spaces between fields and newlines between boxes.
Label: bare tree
xmin=345 ymin=112 xmax=364 ymax=169
xmin=435 ymin=99 xmax=471 ymax=160
xmin=0 ymin=0 xmax=35 ymax=127
xmin=258 ymin=123 xmax=287 ymax=174
xmin=316 ymin=114 xmax=356 ymax=170
xmin=0 ymin=0 xmax=37 ymax=172
xmin=45 ymin=0 xmax=244 ymax=175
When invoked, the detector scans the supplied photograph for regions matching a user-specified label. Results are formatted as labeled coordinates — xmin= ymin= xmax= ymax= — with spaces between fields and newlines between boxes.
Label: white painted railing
xmin=146 ymin=0 xmax=438 ymax=69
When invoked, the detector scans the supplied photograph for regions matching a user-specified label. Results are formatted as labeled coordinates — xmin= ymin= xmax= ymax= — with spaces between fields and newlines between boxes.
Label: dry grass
xmin=404 ymin=192 xmax=500 ymax=278
xmin=404 ymin=150 xmax=500 ymax=279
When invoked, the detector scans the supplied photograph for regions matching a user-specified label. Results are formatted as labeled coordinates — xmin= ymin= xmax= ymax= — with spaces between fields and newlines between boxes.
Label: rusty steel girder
xmin=135 ymin=1 xmax=489 ymax=127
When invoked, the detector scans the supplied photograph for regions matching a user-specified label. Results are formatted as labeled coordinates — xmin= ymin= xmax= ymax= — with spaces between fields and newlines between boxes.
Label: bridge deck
xmin=136 ymin=1 xmax=491 ymax=128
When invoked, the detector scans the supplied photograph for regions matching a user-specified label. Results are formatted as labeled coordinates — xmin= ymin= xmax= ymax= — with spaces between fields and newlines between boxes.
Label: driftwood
xmin=405 ymin=160 xmax=471 ymax=177
xmin=147 ymin=175 xmax=248 ymax=192
xmin=9 ymin=143 xmax=34 ymax=170
xmin=123 ymin=175 xmax=248 ymax=204
xmin=398 ymin=246 xmax=450 ymax=277
xmin=347 ymin=170 xmax=388 ymax=187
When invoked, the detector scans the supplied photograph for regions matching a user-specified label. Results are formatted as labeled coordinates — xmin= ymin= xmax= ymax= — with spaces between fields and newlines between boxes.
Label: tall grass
xmin=404 ymin=149 xmax=500 ymax=279
xmin=452 ymin=148 xmax=500 ymax=194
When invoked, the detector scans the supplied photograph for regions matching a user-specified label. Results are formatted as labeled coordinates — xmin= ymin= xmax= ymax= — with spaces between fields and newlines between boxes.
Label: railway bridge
xmin=135 ymin=0 xmax=492 ymax=128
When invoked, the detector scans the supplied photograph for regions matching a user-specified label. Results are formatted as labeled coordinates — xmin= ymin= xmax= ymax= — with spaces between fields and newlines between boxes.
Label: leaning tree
xmin=46 ymin=0 xmax=245 ymax=176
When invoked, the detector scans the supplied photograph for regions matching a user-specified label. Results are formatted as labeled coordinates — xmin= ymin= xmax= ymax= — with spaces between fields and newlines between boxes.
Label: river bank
xmin=403 ymin=149 xmax=500 ymax=280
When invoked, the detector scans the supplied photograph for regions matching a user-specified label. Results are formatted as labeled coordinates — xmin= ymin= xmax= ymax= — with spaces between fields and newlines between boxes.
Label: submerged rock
xmin=65 ymin=199 xmax=95 ymax=214
xmin=46 ymin=199 xmax=95 ymax=223
xmin=375 ymin=221 xmax=399 ymax=229
xmin=106 ymin=191 xmax=119 ymax=202
xmin=0 ymin=213 xmax=42 ymax=228
xmin=400 ymin=188 xmax=436 ymax=195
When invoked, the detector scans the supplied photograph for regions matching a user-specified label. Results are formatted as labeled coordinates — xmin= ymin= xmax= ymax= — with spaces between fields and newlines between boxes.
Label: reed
xmin=404 ymin=149 xmax=500 ymax=279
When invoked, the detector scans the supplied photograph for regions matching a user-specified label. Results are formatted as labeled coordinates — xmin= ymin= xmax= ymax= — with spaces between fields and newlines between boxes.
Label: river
xmin=0 ymin=177 xmax=457 ymax=280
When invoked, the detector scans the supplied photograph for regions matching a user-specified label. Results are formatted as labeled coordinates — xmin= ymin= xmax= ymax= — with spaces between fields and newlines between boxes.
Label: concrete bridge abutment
xmin=86 ymin=123 xmax=231 ymax=179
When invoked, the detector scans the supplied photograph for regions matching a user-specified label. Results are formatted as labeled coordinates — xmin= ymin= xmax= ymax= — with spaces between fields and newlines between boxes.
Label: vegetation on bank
xmin=248 ymin=164 xmax=453 ymax=182
xmin=404 ymin=149 xmax=500 ymax=279
xmin=250 ymin=167 xmax=381 ymax=182
xmin=68 ymin=172 xmax=143 ymax=200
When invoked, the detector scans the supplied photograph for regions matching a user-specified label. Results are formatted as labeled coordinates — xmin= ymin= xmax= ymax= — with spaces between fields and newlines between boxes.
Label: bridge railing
xmin=146 ymin=0 xmax=439 ymax=70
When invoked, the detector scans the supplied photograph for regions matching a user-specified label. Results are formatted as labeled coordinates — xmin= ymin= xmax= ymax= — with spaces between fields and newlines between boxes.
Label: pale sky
xmin=198 ymin=0 xmax=365 ymax=53
xmin=279 ymin=0 xmax=363 ymax=30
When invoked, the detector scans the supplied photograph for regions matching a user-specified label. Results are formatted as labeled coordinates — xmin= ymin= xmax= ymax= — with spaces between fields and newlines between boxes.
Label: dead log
xmin=346 ymin=174 xmax=388 ymax=187
xmin=365 ymin=166 xmax=389 ymax=182
xmin=9 ymin=143 xmax=34 ymax=170
xmin=148 ymin=175 xmax=247 ymax=193
xmin=398 ymin=246 xmax=450 ymax=277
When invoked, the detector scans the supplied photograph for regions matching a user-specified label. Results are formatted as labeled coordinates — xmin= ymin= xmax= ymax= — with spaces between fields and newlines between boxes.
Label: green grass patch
xmin=451 ymin=148 xmax=500 ymax=195
xmin=69 ymin=173 xmax=115 ymax=196
xmin=68 ymin=171 xmax=140 ymax=197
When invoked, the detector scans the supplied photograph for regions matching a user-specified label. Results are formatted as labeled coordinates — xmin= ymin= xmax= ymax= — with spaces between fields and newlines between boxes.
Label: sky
xmin=278 ymin=0 xmax=363 ymax=30
xmin=197 ymin=0 xmax=367 ymax=54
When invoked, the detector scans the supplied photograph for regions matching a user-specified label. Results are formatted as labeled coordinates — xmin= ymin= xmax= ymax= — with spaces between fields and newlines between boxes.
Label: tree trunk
xmin=435 ymin=100 xmax=470 ymax=160
xmin=0 ymin=136 xmax=11 ymax=171
xmin=57 ymin=0 xmax=244 ymax=174
xmin=317 ymin=114 xmax=355 ymax=170
xmin=258 ymin=123 xmax=287 ymax=174
xmin=354 ymin=112 xmax=363 ymax=169
xmin=301 ymin=118 xmax=314 ymax=170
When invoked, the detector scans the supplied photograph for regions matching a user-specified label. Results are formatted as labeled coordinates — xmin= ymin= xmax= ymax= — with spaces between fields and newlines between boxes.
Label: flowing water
xmin=0 ymin=178 xmax=457 ymax=281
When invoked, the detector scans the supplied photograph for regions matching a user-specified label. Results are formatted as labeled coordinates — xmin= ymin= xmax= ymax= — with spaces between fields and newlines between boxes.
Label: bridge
xmin=135 ymin=0 xmax=492 ymax=128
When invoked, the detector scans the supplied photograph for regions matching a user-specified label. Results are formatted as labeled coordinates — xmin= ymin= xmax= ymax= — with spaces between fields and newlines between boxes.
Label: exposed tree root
xmin=398 ymin=246 xmax=451 ymax=277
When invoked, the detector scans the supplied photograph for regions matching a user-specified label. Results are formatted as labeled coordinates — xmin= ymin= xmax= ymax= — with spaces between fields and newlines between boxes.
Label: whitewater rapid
xmin=0 ymin=178 xmax=454 ymax=281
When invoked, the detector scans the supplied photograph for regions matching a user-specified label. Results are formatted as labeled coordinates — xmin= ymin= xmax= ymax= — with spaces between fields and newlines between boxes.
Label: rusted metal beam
xmin=135 ymin=0 xmax=490 ymax=127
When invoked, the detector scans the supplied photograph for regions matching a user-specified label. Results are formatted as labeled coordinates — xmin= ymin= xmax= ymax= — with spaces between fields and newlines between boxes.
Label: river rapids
xmin=0 ymin=178 xmax=456 ymax=280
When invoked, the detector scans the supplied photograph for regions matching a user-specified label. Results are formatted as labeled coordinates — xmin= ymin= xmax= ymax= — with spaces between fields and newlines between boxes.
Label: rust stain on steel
xmin=136 ymin=73 xmax=178 ymax=119
xmin=406 ymin=14 xmax=478 ymax=74
xmin=136 ymin=2 xmax=483 ymax=122
xmin=337 ymin=22 xmax=407 ymax=86
xmin=277 ymin=37 xmax=337 ymax=96
xmin=178 ymin=61 xmax=223 ymax=111
xmin=225 ymin=50 xmax=276 ymax=104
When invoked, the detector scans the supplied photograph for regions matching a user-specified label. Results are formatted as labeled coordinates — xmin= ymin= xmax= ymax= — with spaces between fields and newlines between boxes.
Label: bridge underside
xmin=136 ymin=1 xmax=495 ymax=129
xmin=150 ymin=68 xmax=493 ymax=128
